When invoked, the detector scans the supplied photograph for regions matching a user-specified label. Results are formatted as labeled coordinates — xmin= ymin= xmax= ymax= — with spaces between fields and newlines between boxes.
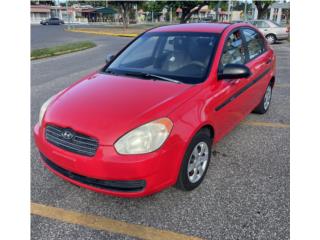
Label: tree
xmin=141 ymin=1 xmax=167 ymax=22
xmin=31 ymin=0 xmax=55 ymax=5
xmin=108 ymin=1 xmax=140 ymax=28
xmin=208 ymin=1 xmax=228 ymax=21
xmin=77 ymin=1 xmax=106 ymax=7
xmin=141 ymin=1 xmax=166 ymax=13
xmin=167 ymin=1 xmax=209 ymax=23
xmin=253 ymin=0 xmax=275 ymax=19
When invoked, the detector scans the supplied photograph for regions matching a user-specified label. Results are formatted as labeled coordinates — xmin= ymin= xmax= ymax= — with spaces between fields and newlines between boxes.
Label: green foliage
xmin=208 ymin=1 xmax=228 ymax=12
xmin=31 ymin=0 xmax=55 ymax=6
xmin=76 ymin=1 xmax=107 ymax=7
xmin=165 ymin=1 xmax=210 ymax=23
xmin=108 ymin=1 xmax=140 ymax=28
xmin=141 ymin=1 xmax=167 ymax=13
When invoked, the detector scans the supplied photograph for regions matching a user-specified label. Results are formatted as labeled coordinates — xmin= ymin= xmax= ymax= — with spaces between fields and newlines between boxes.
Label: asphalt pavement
xmin=31 ymin=26 xmax=290 ymax=240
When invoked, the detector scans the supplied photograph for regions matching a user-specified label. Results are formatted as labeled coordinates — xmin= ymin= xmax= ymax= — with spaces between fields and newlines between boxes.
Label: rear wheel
xmin=253 ymin=83 xmax=273 ymax=114
xmin=266 ymin=34 xmax=276 ymax=44
xmin=175 ymin=129 xmax=212 ymax=191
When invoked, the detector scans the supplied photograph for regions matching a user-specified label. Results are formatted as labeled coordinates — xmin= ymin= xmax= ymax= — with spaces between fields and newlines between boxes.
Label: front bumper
xmin=34 ymin=123 xmax=184 ymax=197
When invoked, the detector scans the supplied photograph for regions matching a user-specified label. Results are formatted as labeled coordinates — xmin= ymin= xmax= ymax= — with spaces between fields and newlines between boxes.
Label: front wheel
xmin=253 ymin=84 xmax=273 ymax=114
xmin=175 ymin=129 xmax=212 ymax=191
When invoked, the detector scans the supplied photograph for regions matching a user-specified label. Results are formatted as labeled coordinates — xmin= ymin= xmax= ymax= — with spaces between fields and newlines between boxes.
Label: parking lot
xmin=31 ymin=25 xmax=289 ymax=240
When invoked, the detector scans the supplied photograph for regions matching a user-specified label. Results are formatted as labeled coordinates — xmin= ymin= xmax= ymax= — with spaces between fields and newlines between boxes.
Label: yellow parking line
xmin=242 ymin=120 xmax=289 ymax=128
xmin=66 ymin=29 xmax=138 ymax=37
xmin=31 ymin=202 xmax=202 ymax=240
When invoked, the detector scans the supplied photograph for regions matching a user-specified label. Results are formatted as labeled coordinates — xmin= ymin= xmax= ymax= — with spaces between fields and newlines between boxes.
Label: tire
xmin=266 ymin=34 xmax=276 ymax=44
xmin=175 ymin=129 xmax=212 ymax=191
xmin=253 ymin=83 xmax=273 ymax=114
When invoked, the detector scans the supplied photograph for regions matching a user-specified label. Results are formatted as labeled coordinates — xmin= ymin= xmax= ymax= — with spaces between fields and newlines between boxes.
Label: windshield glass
xmin=105 ymin=32 xmax=219 ymax=84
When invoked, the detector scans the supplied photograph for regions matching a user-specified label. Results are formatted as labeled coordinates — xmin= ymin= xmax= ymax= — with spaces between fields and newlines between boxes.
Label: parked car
xmin=248 ymin=20 xmax=289 ymax=44
xmin=40 ymin=17 xmax=64 ymax=25
xmin=34 ymin=23 xmax=276 ymax=198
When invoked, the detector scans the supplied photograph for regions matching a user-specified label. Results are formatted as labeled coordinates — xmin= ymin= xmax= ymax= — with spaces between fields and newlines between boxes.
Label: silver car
xmin=249 ymin=20 xmax=289 ymax=44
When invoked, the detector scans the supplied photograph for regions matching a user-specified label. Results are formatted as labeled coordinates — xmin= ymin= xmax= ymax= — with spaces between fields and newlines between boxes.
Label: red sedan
xmin=34 ymin=23 xmax=276 ymax=197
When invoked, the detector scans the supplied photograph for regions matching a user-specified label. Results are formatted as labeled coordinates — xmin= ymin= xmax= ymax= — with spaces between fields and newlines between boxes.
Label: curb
xmin=65 ymin=29 xmax=138 ymax=38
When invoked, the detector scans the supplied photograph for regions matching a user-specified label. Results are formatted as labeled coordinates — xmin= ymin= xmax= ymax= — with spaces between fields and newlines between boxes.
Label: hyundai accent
xmin=34 ymin=23 xmax=276 ymax=197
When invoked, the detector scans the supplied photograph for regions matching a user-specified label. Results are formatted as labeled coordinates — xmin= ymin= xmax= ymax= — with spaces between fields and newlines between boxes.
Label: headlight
xmin=114 ymin=118 xmax=173 ymax=154
xmin=38 ymin=95 xmax=55 ymax=126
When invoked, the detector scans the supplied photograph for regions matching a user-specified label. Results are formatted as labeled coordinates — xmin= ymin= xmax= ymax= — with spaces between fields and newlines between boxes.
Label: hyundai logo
xmin=61 ymin=130 xmax=74 ymax=140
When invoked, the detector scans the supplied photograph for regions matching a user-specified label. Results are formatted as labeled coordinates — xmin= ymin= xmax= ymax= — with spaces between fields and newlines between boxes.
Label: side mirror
xmin=106 ymin=54 xmax=115 ymax=64
xmin=218 ymin=64 xmax=251 ymax=80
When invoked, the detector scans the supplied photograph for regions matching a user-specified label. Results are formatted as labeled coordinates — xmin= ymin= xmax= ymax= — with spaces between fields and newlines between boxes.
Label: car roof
xmin=148 ymin=23 xmax=231 ymax=34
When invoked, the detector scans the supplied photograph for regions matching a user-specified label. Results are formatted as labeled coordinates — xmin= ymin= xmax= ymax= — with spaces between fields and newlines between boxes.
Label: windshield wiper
xmin=145 ymin=73 xmax=182 ymax=84
xmin=124 ymin=71 xmax=182 ymax=84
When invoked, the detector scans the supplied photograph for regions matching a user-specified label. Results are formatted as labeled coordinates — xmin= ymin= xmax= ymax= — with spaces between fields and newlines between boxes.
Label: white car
xmin=249 ymin=20 xmax=289 ymax=44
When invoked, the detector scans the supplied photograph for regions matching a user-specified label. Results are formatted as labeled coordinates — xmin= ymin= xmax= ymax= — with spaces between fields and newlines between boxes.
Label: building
xmin=30 ymin=5 xmax=51 ymax=23
xmin=31 ymin=4 xmax=118 ymax=24
xmin=253 ymin=2 xmax=290 ymax=24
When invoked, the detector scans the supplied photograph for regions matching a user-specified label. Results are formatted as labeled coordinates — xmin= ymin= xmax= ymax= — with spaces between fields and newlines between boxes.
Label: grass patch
xmin=31 ymin=41 xmax=96 ymax=60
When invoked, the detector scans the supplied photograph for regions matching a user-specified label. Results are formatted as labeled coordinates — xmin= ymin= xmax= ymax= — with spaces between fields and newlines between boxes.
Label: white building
xmin=253 ymin=2 xmax=290 ymax=24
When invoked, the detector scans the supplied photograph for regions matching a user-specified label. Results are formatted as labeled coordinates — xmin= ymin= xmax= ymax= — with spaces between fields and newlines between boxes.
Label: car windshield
xmin=105 ymin=32 xmax=219 ymax=84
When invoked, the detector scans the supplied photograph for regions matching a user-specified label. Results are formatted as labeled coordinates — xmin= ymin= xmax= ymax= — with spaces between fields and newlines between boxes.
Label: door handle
xmin=266 ymin=58 xmax=272 ymax=64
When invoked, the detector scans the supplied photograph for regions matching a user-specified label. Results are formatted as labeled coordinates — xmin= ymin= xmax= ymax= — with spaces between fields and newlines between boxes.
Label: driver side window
xmin=220 ymin=30 xmax=246 ymax=68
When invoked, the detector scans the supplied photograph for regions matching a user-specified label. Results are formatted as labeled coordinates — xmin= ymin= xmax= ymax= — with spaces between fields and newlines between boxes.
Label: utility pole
xmin=66 ymin=0 xmax=70 ymax=30
xmin=215 ymin=1 xmax=221 ymax=22
xmin=244 ymin=0 xmax=247 ymax=21
xmin=227 ymin=0 xmax=231 ymax=22
xmin=55 ymin=0 xmax=57 ymax=17
xmin=152 ymin=9 xmax=154 ymax=23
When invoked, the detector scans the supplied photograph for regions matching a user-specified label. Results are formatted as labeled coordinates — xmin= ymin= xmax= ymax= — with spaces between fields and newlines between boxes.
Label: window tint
xmin=220 ymin=30 xmax=246 ymax=67
xmin=243 ymin=28 xmax=265 ymax=60
xmin=120 ymin=36 xmax=159 ymax=65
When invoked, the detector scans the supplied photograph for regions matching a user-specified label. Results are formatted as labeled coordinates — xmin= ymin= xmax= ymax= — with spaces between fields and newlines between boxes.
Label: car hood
xmin=44 ymin=72 xmax=198 ymax=145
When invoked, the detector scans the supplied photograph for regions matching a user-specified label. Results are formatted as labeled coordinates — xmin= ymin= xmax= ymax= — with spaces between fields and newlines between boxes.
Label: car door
xmin=256 ymin=21 xmax=271 ymax=37
xmin=209 ymin=28 xmax=250 ymax=140
xmin=241 ymin=27 xmax=273 ymax=109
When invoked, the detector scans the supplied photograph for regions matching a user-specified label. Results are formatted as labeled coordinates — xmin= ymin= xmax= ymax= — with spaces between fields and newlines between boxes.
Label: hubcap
xmin=264 ymin=86 xmax=272 ymax=110
xmin=266 ymin=36 xmax=275 ymax=44
xmin=187 ymin=142 xmax=209 ymax=183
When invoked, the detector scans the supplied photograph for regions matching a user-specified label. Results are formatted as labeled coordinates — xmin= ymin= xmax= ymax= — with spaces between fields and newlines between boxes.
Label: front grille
xmin=40 ymin=153 xmax=146 ymax=192
xmin=45 ymin=125 xmax=99 ymax=157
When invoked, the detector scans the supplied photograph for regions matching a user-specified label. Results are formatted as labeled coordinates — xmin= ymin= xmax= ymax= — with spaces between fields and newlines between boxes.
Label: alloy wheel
xmin=187 ymin=141 xmax=209 ymax=183
xmin=264 ymin=85 xmax=272 ymax=110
